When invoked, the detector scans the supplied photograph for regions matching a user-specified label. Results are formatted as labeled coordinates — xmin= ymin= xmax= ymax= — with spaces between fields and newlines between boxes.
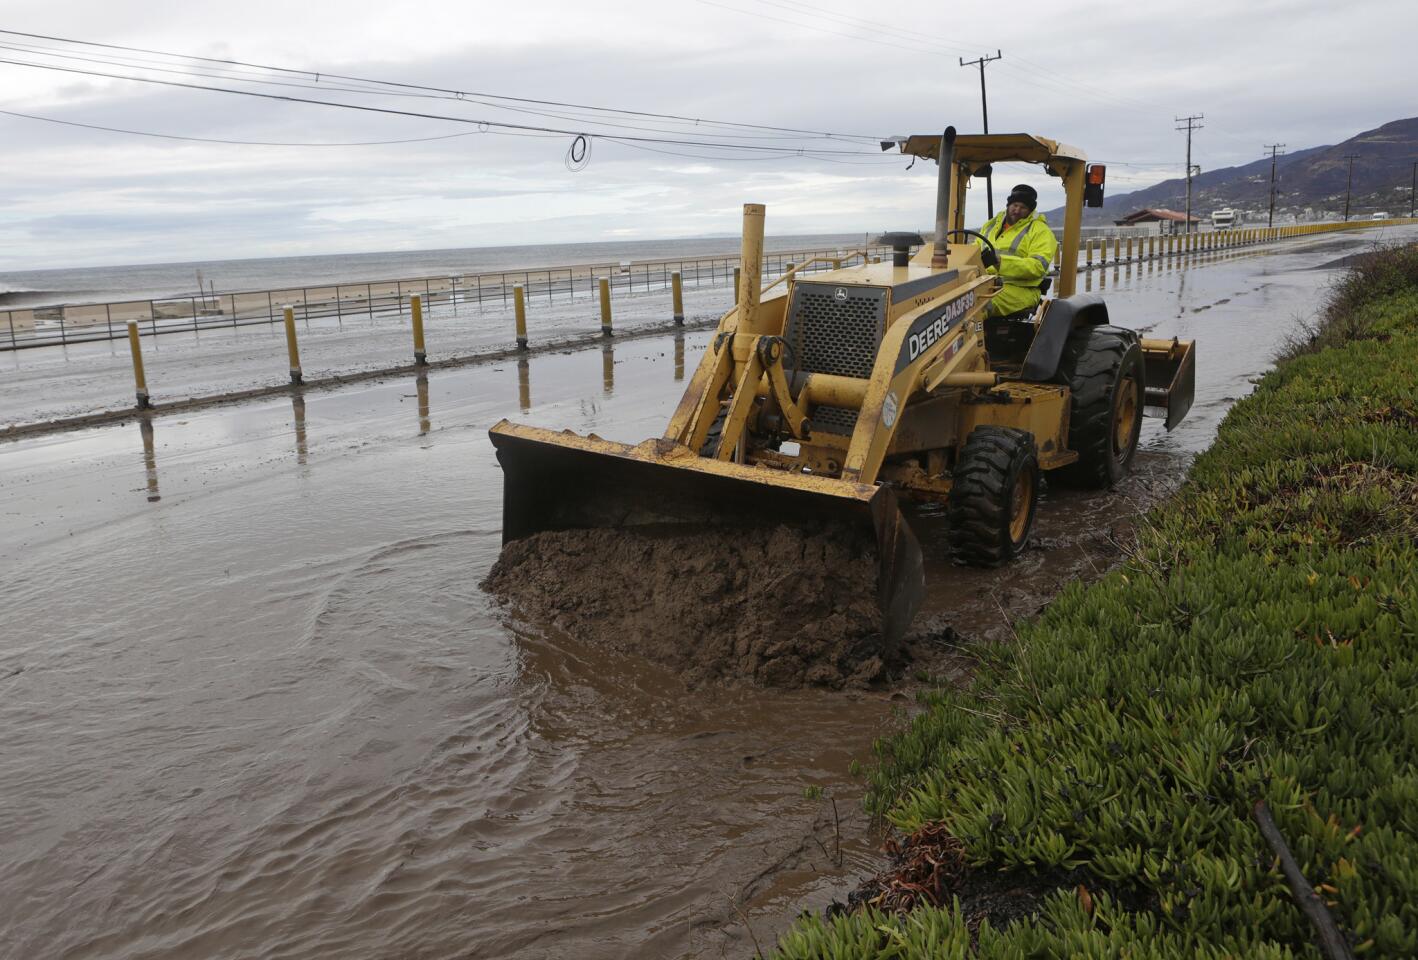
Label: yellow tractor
xmin=489 ymin=127 xmax=1195 ymax=643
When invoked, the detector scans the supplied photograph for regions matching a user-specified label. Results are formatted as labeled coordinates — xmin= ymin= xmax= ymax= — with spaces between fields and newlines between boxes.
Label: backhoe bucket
xmin=1140 ymin=337 xmax=1196 ymax=431
xmin=489 ymin=420 xmax=924 ymax=645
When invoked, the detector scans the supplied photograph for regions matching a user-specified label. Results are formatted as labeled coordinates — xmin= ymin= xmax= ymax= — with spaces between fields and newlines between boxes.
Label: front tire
xmin=1055 ymin=325 xmax=1144 ymax=488
xmin=948 ymin=426 xmax=1040 ymax=567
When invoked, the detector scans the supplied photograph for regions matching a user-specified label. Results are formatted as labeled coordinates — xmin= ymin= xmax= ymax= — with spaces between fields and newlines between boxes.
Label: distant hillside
xmin=1044 ymin=116 xmax=1418 ymax=225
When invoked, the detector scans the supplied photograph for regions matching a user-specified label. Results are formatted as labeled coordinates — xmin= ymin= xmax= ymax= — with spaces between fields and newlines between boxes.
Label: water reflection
xmin=292 ymin=391 xmax=308 ymax=464
xmin=602 ymin=342 xmax=614 ymax=395
xmin=416 ymin=372 xmax=431 ymax=435
xmin=674 ymin=332 xmax=685 ymax=382
xmin=517 ymin=357 xmax=531 ymax=412
xmin=138 ymin=416 xmax=160 ymax=502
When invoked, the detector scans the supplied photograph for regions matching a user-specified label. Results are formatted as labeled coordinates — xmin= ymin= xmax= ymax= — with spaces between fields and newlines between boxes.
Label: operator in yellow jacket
xmin=975 ymin=184 xmax=1059 ymax=318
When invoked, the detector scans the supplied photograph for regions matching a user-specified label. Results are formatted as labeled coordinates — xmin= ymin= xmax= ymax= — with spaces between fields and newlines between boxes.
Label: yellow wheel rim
xmin=1008 ymin=465 xmax=1035 ymax=544
xmin=1114 ymin=374 xmax=1139 ymax=458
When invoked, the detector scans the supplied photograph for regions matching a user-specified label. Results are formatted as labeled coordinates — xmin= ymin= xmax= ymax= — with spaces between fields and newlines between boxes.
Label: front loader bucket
xmin=1140 ymin=337 xmax=1196 ymax=431
xmin=489 ymin=420 xmax=925 ymax=645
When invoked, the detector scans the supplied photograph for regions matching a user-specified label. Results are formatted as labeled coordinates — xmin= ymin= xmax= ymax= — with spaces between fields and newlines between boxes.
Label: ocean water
xmin=0 ymin=233 xmax=874 ymax=309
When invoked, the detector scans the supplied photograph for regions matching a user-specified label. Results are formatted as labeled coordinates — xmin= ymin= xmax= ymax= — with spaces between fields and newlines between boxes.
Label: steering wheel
xmin=939 ymin=228 xmax=998 ymax=268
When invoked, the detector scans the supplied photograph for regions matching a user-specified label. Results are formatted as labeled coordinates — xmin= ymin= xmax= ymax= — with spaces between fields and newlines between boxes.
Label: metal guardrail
xmin=1 ymin=246 xmax=887 ymax=351
xmin=8 ymin=219 xmax=1415 ymax=351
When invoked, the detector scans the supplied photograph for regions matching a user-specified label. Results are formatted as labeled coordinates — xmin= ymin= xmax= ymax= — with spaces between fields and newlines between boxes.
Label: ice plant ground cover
xmin=773 ymin=244 xmax=1418 ymax=958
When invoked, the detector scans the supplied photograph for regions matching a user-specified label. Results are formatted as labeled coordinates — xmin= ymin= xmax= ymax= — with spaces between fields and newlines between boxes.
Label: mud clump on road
xmin=482 ymin=524 xmax=897 ymax=689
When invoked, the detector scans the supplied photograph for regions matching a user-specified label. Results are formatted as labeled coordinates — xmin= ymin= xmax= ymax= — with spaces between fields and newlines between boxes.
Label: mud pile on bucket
xmin=481 ymin=524 xmax=896 ymax=688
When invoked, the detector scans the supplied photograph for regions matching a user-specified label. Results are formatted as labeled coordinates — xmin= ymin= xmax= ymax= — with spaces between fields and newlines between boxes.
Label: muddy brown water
xmin=2 ymin=226 xmax=1414 ymax=959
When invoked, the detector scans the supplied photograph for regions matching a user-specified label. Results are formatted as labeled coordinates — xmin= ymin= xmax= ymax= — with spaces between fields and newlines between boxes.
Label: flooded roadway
xmin=2 ymin=224 xmax=1414 ymax=959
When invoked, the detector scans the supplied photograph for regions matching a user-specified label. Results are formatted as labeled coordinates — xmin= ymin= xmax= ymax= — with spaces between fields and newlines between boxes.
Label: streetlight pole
xmin=1411 ymin=160 xmax=1416 ymax=218
xmin=1342 ymin=154 xmax=1360 ymax=221
xmin=960 ymin=50 xmax=1003 ymax=218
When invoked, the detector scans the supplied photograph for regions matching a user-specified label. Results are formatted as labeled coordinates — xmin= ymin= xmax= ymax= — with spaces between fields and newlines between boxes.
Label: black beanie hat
xmin=1007 ymin=184 xmax=1038 ymax=210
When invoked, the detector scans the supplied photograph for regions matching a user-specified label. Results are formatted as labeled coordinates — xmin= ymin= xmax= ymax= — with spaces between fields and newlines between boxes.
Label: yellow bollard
xmin=831 ymin=258 xmax=841 ymax=269
xmin=671 ymin=271 xmax=684 ymax=325
xmin=282 ymin=306 xmax=303 ymax=385
xmin=1086 ymin=238 xmax=1094 ymax=267
xmin=126 ymin=321 xmax=151 ymax=409
xmin=733 ymin=266 xmax=741 ymax=301
xmin=1148 ymin=235 xmax=1155 ymax=259
xmin=598 ymin=276 xmax=612 ymax=336
xmin=514 ymin=284 xmax=528 ymax=350
xmin=1126 ymin=237 xmax=1134 ymax=262
xmin=411 ymin=293 xmax=427 ymax=366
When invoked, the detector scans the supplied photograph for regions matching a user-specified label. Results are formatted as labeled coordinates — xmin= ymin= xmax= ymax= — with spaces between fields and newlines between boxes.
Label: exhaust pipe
xmin=932 ymin=126 xmax=957 ymax=269
xmin=737 ymin=203 xmax=766 ymax=334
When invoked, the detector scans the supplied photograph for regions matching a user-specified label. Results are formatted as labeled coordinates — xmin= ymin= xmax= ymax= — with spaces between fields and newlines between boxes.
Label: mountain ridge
xmin=1043 ymin=116 xmax=1418 ymax=225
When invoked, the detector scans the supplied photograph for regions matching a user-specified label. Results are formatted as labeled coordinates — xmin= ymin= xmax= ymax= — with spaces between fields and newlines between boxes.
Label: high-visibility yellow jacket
xmin=975 ymin=212 xmax=1059 ymax=317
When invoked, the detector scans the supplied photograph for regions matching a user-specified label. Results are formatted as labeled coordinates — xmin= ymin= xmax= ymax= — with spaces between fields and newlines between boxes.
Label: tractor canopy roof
xmin=885 ymin=133 xmax=1088 ymax=169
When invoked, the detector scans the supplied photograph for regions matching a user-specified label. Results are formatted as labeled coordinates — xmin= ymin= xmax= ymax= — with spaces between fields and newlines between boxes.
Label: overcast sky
xmin=1 ymin=0 xmax=1413 ymax=270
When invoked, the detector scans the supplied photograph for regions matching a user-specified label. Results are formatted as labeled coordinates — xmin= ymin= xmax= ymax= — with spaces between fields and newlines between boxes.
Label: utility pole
xmin=1263 ymin=144 xmax=1285 ymax=228
xmin=1176 ymin=114 xmax=1204 ymax=233
xmin=1342 ymin=154 xmax=1360 ymax=221
xmin=1338 ymin=153 xmax=1361 ymax=221
xmin=1410 ymin=160 xmax=1416 ymax=218
xmin=960 ymin=50 xmax=1003 ymax=218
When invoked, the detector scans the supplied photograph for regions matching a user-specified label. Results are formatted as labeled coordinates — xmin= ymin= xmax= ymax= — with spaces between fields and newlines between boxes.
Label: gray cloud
xmin=1 ymin=0 xmax=1413 ymax=268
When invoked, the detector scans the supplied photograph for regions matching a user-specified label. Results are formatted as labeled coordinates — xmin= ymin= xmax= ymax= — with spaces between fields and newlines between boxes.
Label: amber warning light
xmin=1085 ymin=164 xmax=1106 ymax=207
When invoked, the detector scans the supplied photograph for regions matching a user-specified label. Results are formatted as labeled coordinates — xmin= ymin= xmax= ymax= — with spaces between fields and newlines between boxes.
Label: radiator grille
xmin=811 ymin=405 xmax=860 ymax=437
xmin=784 ymin=284 xmax=886 ymax=379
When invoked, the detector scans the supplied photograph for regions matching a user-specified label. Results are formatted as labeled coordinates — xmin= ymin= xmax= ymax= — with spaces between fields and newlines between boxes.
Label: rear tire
xmin=1054 ymin=325 xmax=1144 ymax=488
xmin=948 ymin=426 xmax=1040 ymax=567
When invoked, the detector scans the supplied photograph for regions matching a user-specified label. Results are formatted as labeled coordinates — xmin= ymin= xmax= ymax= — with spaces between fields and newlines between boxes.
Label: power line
xmin=959 ymin=50 xmax=1002 ymax=218
xmin=0 ymin=56 xmax=890 ymax=157
xmin=0 ymin=107 xmax=554 ymax=146
xmin=0 ymin=27 xmax=880 ymax=143
xmin=0 ymin=39 xmax=863 ymax=144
